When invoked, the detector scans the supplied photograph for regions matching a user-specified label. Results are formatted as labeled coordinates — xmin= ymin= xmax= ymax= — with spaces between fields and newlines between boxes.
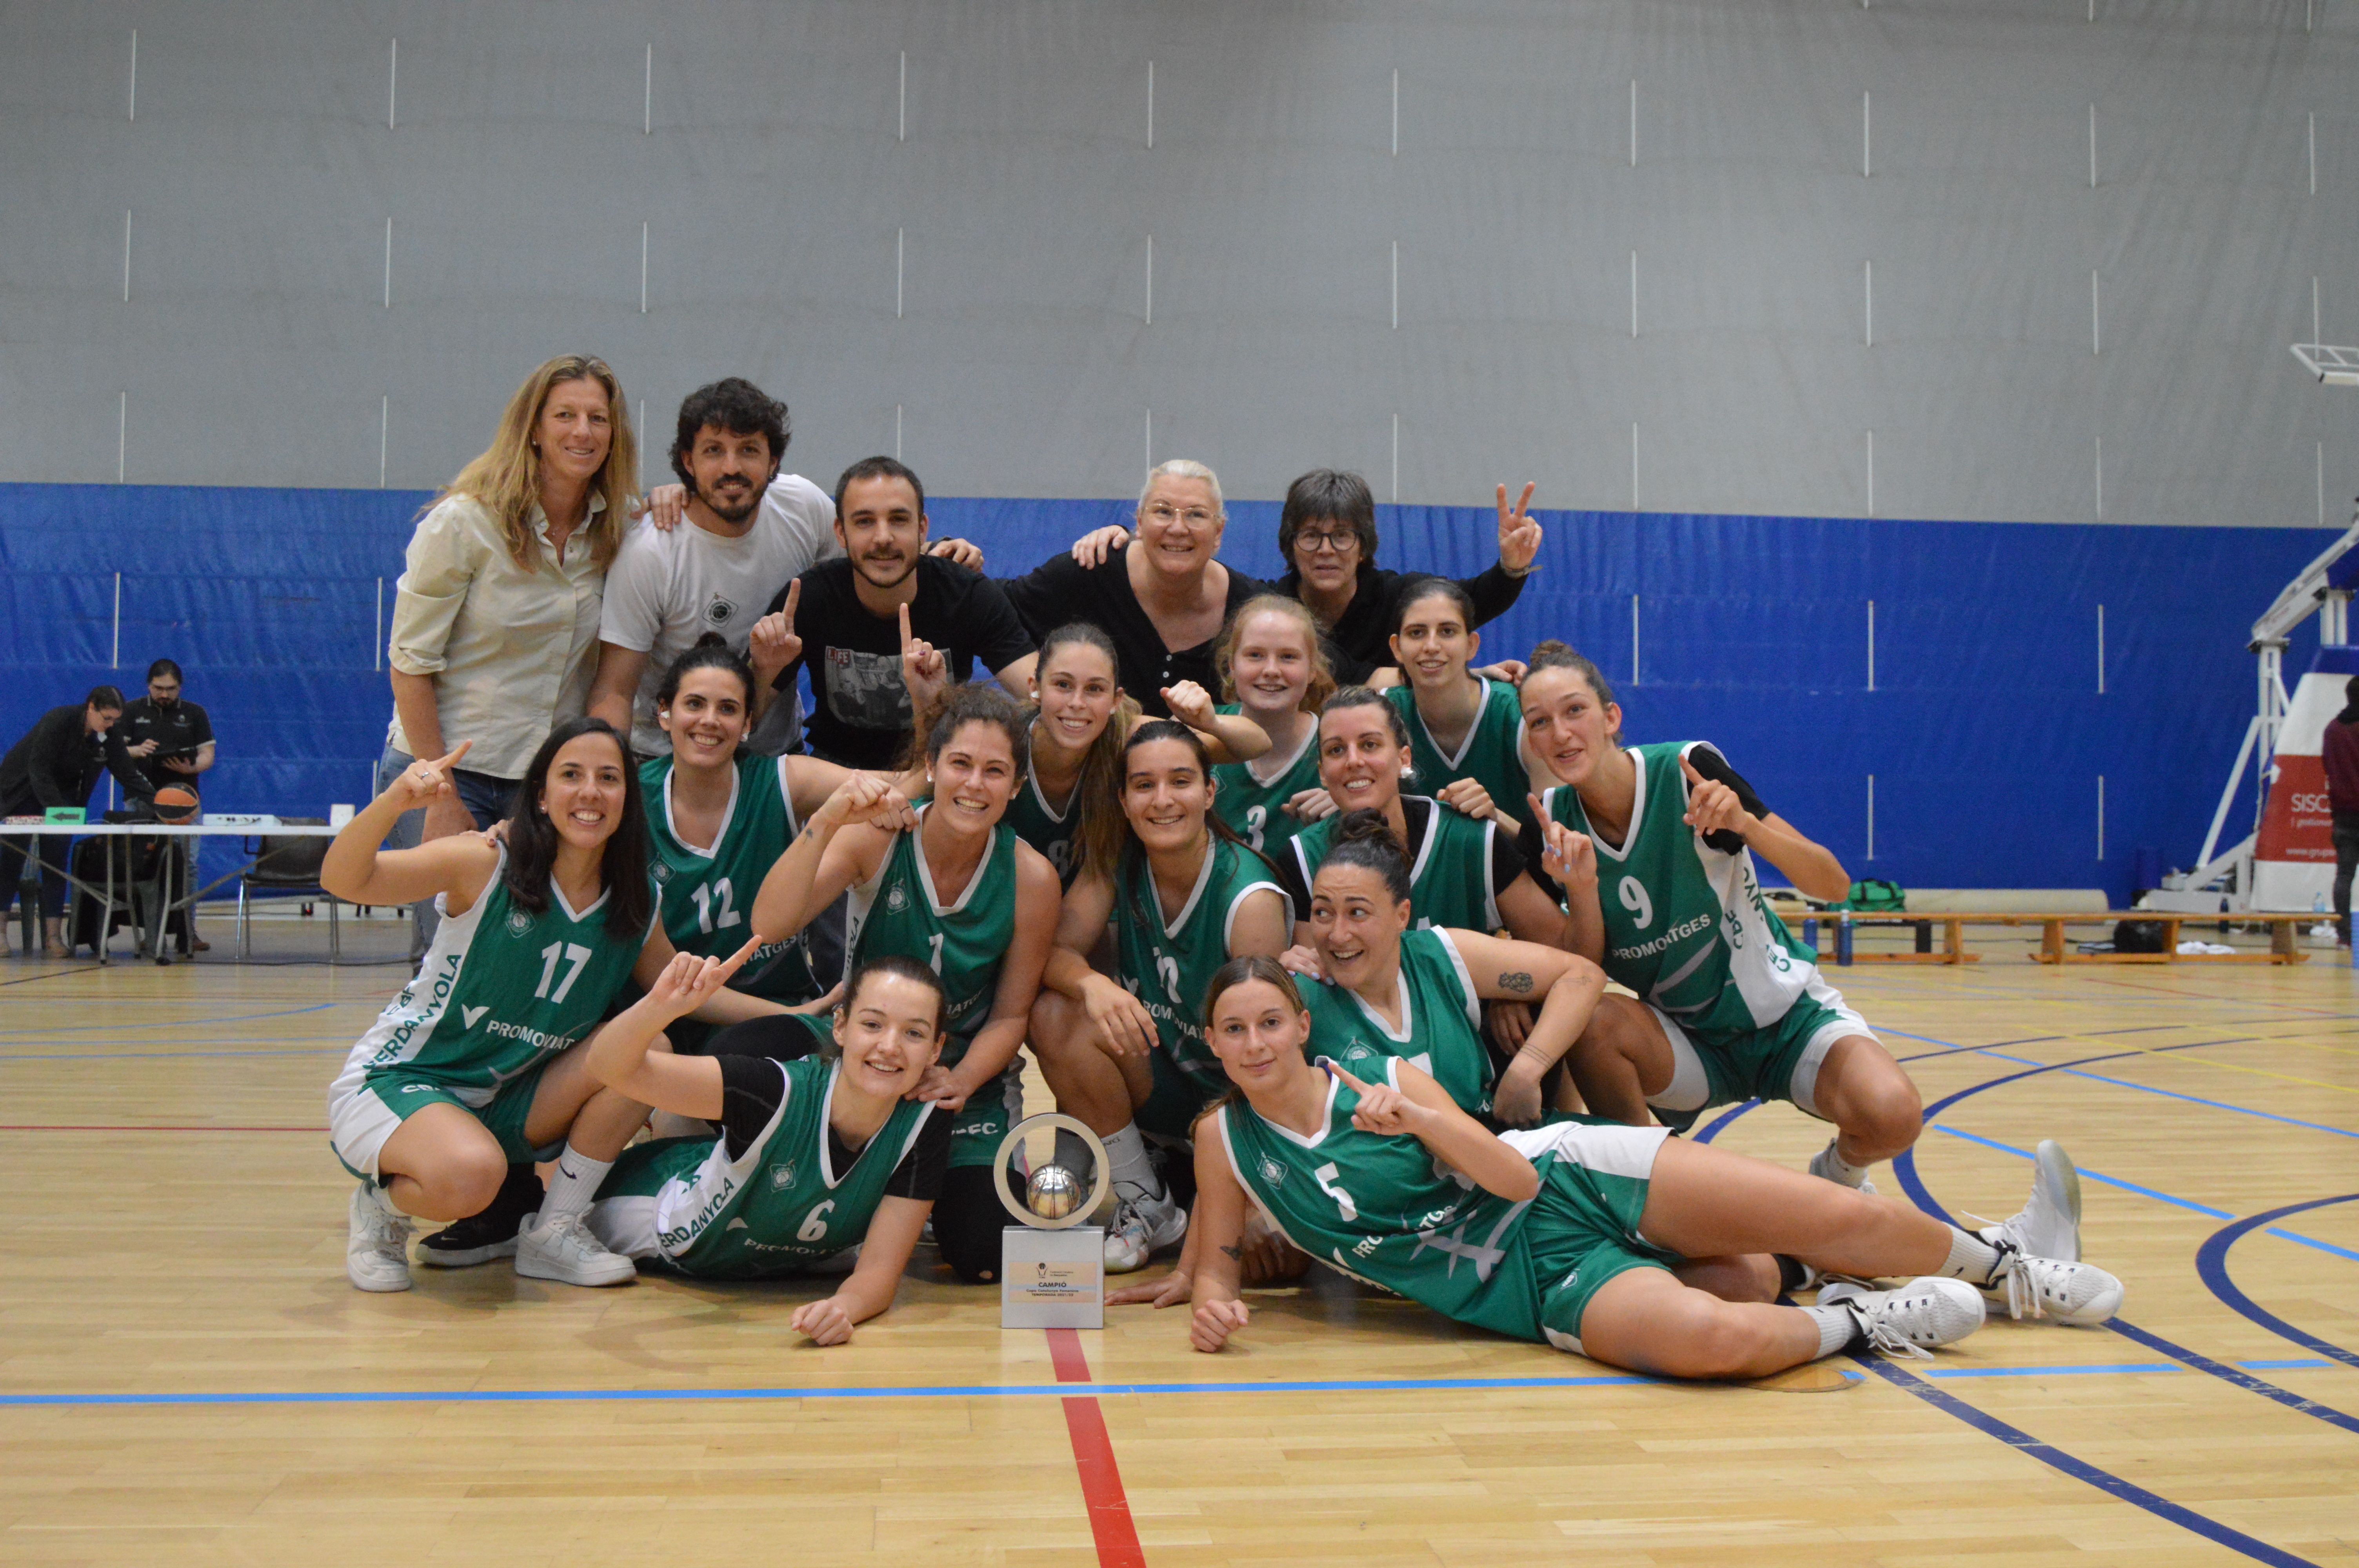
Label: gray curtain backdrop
xmin=2 ymin=0 xmax=2352 ymax=525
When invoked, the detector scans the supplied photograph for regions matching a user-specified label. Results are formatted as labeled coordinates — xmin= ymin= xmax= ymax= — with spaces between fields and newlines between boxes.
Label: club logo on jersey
xmin=650 ymin=860 xmax=672 ymax=884
xmin=703 ymin=595 xmax=740 ymax=629
xmin=767 ymin=1162 xmax=797 ymax=1191
xmin=1343 ymin=1042 xmax=1377 ymax=1065
xmin=507 ymin=909 xmax=533 ymax=935
xmin=886 ymin=886 xmax=909 ymax=913
xmin=460 ymin=1004 xmax=489 ymax=1029
xmin=1259 ymin=1156 xmax=1287 ymax=1185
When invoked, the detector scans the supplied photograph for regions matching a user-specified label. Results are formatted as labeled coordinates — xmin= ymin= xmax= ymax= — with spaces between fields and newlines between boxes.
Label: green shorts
xmin=330 ymin=1061 xmax=556 ymax=1182
xmin=1500 ymin=1122 xmax=1682 ymax=1356
xmin=1133 ymin=1047 xmax=1220 ymax=1143
xmin=950 ymin=1062 xmax=1027 ymax=1170
xmin=1643 ymin=979 xmax=1870 ymax=1134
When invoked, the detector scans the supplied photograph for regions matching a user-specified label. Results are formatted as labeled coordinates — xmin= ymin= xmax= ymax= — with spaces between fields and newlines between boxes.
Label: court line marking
xmin=1892 ymin=1062 xmax=2359 ymax=1440
xmin=0 ymin=1046 xmax=347 ymax=1062
xmin=2197 ymin=1196 xmax=2359 ymax=1369
xmin=0 ymin=1002 xmax=343 ymax=1038
xmin=1884 ymin=1023 xmax=2359 ymax=1100
xmin=1855 ymin=1355 xmax=2319 ymax=1568
xmin=0 ymin=1360 xmax=2337 ymax=1408
xmin=1046 ymin=1328 xmax=1145 ymax=1568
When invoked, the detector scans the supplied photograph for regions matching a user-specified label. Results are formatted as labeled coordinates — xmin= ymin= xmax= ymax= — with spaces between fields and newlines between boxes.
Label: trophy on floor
xmin=994 ymin=1112 xmax=1110 ymax=1329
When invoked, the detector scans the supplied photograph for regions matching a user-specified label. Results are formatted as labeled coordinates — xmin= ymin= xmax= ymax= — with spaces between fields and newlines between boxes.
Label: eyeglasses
xmin=1295 ymin=529 xmax=1360 ymax=555
xmin=1143 ymin=504 xmax=1217 ymax=527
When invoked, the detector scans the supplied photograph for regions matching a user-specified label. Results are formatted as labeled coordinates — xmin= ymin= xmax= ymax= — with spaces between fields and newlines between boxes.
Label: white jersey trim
xmin=1243 ymin=719 xmax=1317 ymax=788
xmin=661 ymin=757 xmax=740 ymax=859
xmin=1429 ymin=928 xmax=1484 ymax=1032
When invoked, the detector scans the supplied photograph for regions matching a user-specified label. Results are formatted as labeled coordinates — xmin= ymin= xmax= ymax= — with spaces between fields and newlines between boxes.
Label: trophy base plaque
xmin=1000 ymin=1225 xmax=1105 ymax=1328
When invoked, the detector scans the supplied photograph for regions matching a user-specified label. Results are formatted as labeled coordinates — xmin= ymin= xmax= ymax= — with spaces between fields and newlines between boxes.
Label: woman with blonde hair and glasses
xmin=378 ymin=356 xmax=641 ymax=942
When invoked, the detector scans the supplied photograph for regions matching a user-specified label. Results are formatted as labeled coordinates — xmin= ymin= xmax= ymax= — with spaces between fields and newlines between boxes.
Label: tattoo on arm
xmin=1219 ymin=1244 xmax=1245 ymax=1261
xmin=1498 ymin=971 xmax=1534 ymax=994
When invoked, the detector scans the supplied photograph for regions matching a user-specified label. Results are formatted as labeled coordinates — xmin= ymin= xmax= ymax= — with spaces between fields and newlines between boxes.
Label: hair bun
xmin=1331 ymin=807 xmax=1405 ymax=856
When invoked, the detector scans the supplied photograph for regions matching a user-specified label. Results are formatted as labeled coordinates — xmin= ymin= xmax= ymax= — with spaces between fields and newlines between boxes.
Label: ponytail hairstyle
xmin=1214 ymin=594 xmax=1337 ymax=713
xmin=1193 ymin=953 xmax=1314 ymax=1127
xmin=1316 ymin=684 xmax=1416 ymax=790
xmin=1032 ymin=622 xmax=1141 ymax=884
xmin=1312 ymin=808 xmax=1415 ymax=906
xmin=501 ymin=716 xmax=654 ymax=940
xmin=1527 ymin=640 xmax=1621 ymax=742
xmin=925 ymin=682 xmax=1030 ymax=779
xmin=656 ymin=631 xmax=755 ymax=713
xmin=837 ymin=952 xmax=951 ymax=1036
xmin=1391 ymin=575 xmax=1477 ymax=638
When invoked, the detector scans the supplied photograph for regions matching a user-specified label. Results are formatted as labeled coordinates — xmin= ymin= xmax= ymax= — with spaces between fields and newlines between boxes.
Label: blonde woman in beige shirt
xmin=378 ymin=355 xmax=641 ymax=956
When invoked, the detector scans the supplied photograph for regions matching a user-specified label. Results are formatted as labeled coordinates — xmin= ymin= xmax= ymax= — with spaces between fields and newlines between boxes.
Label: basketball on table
xmin=151 ymin=786 xmax=199 ymax=822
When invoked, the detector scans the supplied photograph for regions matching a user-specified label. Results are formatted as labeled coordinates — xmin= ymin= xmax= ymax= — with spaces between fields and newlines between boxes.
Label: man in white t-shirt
xmin=588 ymin=378 xmax=978 ymax=757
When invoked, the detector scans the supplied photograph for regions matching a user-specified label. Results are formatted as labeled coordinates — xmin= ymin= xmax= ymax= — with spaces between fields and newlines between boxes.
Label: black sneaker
xmin=417 ymin=1163 xmax=543 ymax=1267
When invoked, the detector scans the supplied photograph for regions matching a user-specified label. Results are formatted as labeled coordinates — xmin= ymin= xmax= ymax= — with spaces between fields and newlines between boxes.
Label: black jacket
xmin=0 ymin=706 xmax=150 ymax=813
xmin=1279 ymin=559 xmax=1530 ymax=686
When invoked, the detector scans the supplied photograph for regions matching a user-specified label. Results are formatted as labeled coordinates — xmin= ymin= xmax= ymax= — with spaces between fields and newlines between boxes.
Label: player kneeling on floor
xmin=1139 ymin=957 xmax=2120 ymax=1376
xmin=578 ymin=950 xmax=950 ymax=1341
xmin=324 ymin=719 xmax=801 ymax=1294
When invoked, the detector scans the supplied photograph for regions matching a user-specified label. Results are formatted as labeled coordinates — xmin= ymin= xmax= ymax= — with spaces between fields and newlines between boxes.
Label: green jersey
xmin=1005 ymin=768 xmax=1084 ymax=887
xmin=1540 ymin=742 xmax=1816 ymax=1038
xmin=642 ymin=752 xmax=821 ymax=1003
xmin=1209 ymin=705 xmax=1324 ymax=855
xmin=1298 ymin=926 xmax=1493 ymax=1118
xmin=1213 ymin=1058 xmax=1542 ymax=1340
xmin=1287 ymin=796 xmax=1505 ymax=933
xmin=334 ymin=844 xmax=648 ymax=1103
xmin=615 ymin=1051 xmax=938 ymax=1280
xmin=1112 ymin=837 xmax=1289 ymax=1101
xmin=846 ymin=806 xmax=1018 ymax=1058
xmin=1388 ymin=679 xmax=1530 ymax=822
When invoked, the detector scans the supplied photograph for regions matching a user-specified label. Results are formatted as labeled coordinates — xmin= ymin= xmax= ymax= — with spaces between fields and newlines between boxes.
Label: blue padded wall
xmin=0 ymin=481 xmax=2319 ymax=904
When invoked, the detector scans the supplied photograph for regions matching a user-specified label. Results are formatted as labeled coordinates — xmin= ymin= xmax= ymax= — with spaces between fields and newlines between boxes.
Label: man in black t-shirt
xmin=117 ymin=658 xmax=216 ymax=953
xmin=752 ymin=457 xmax=1037 ymax=768
xmin=117 ymin=659 xmax=215 ymax=796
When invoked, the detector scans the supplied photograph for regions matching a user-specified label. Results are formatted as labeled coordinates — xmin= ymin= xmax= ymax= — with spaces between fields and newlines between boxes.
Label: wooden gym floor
xmin=2 ymin=927 xmax=2355 ymax=1566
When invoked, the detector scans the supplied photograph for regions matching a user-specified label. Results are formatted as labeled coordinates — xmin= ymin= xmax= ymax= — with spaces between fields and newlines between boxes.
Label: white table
xmin=0 ymin=818 xmax=344 ymax=965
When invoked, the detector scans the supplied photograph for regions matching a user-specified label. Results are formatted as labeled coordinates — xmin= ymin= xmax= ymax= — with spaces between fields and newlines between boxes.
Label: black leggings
xmin=695 ymin=1014 xmax=1016 ymax=1285
xmin=0 ymin=833 xmax=67 ymax=922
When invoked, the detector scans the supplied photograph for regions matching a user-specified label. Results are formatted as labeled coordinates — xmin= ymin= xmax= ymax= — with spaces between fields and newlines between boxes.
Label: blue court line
xmin=1854 ymin=1355 xmax=2319 ymax=1568
xmin=2196 ymin=1197 xmax=2359 ymax=1371
xmin=1897 ymin=1068 xmax=2359 ymax=1440
xmin=1961 ymin=1052 xmax=2359 ymax=1142
xmin=4 ymin=1360 xmax=2343 ymax=1409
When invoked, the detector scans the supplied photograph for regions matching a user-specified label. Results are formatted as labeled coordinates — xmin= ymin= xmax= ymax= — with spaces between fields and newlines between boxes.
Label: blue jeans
xmin=375 ymin=746 xmax=518 ymax=956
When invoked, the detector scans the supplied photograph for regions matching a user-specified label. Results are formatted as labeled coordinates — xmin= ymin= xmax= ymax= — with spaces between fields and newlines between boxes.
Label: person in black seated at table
xmin=118 ymin=658 xmax=217 ymax=953
xmin=1002 ymin=460 xmax=1269 ymax=719
xmin=0 ymin=686 xmax=149 ymax=957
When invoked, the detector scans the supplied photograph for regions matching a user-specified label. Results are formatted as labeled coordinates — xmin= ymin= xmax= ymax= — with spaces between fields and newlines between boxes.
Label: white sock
xmin=1939 ymin=1224 xmax=2001 ymax=1285
xmin=1101 ymin=1122 xmax=1164 ymax=1202
xmin=1799 ymin=1303 xmax=1858 ymax=1359
xmin=537 ymin=1146 xmax=613 ymax=1226
xmin=1812 ymin=1139 xmax=1871 ymax=1188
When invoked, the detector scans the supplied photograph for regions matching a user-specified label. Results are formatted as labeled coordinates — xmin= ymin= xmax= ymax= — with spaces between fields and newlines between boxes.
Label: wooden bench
xmin=1778 ymin=909 xmax=2320 ymax=966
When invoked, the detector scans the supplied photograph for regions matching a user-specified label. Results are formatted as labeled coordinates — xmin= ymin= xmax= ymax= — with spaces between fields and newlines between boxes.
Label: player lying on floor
xmin=1129 ymin=956 xmax=2122 ymax=1378
xmin=580 ymin=947 xmax=952 ymax=1343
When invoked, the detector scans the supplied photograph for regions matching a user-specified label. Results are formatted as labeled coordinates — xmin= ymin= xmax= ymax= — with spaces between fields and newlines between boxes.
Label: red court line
xmin=1046 ymin=1326 xmax=1146 ymax=1568
xmin=0 ymin=1124 xmax=322 ymax=1133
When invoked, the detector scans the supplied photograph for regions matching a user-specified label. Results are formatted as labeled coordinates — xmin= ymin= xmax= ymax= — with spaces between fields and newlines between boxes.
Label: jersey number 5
xmin=1313 ymin=1161 xmax=1359 ymax=1221
xmin=534 ymin=942 xmax=593 ymax=1004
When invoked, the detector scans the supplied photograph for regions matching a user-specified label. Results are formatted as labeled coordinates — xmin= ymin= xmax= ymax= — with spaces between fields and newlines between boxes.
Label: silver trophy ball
xmin=1025 ymin=1163 xmax=1083 ymax=1221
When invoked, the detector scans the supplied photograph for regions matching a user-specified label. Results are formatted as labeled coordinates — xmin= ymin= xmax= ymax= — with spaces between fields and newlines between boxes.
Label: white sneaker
xmin=1104 ymin=1186 xmax=1188 ymax=1273
xmin=1986 ymin=1251 xmax=2123 ymax=1325
xmin=1806 ymin=1143 xmax=1877 ymax=1195
xmin=1978 ymin=1138 xmax=2081 ymax=1262
xmin=514 ymin=1209 xmax=637 ymax=1287
xmin=1819 ymin=1276 xmax=1986 ymax=1359
xmin=346 ymin=1182 xmax=413 ymax=1292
